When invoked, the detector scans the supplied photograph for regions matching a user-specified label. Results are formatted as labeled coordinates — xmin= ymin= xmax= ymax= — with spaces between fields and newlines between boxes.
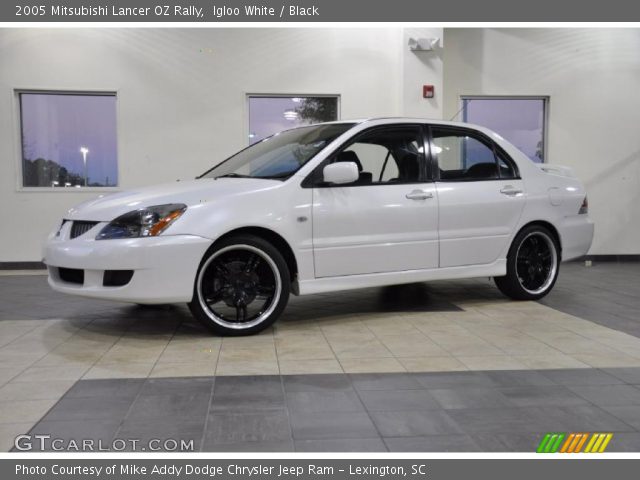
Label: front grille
xmin=103 ymin=270 xmax=134 ymax=287
xmin=58 ymin=267 xmax=84 ymax=285
xmin=70 ymin=221 xmax=99 ymax=239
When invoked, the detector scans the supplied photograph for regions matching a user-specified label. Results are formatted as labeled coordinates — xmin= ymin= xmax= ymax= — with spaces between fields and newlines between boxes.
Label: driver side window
xmin=331 ymin=126 xmax=425 ymax=186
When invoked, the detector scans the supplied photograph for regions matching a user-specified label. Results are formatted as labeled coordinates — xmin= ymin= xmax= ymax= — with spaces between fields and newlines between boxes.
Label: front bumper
xmin=44 ymin=224 xmax=212 ymax=304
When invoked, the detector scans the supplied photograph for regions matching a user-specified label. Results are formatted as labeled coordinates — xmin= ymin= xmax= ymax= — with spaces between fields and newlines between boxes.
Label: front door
xmin=312 ymin=125 xmax=439 ymax=278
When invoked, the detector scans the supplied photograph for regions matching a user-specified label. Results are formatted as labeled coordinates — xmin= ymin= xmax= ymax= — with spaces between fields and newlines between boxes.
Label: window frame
xmin=14 ymin=88 xmax=120 ymax=193
xmin=302 ymin=124 xmax=431 ymax=188
xmin=426 ymin=125 xmax=521 ymax=183
xmin=460 ymin=95 xmax=549 ymax=164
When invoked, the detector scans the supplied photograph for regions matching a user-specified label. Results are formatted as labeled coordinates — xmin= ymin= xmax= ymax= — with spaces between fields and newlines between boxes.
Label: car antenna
xmin=448 ymin=99 xmax=471 ymax=121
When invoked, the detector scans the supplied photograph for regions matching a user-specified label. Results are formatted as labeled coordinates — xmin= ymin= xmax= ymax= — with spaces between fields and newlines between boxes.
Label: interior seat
xmin=465 ymin=162 xmax=498 ymax=179
xmin=396 ymin=152 xmax=420 ymax=182
xmin=335 ymin=150 xmax=373 ymax=184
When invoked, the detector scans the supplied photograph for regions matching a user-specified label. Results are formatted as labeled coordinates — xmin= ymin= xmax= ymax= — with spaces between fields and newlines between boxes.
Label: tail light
xmin=579 ymin=196 xmax=588 ymax=214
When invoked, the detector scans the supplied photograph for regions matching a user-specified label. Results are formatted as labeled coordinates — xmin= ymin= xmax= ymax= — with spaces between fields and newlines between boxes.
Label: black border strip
xmin=0 ymin=261 xmax=47 ymax=270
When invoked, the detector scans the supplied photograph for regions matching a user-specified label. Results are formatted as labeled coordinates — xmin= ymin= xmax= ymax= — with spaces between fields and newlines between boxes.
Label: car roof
xmin=359 ymin=117 xmax=484 ymax=128
xmin=314 ymin=117 xmax=487 ymax=129
xmin=274 ymin=117 xmax=501 ymax=143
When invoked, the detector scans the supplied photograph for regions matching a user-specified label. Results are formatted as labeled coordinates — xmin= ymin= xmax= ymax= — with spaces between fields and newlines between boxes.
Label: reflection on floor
xmin=0 ymin=262 xmax=639 ymax=452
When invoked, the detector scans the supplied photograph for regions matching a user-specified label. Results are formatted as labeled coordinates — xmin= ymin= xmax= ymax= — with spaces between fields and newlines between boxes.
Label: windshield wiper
xmin=256 ymin=173 xmax=292 ymax=180
xmin=214 ymin=173 xmax=252 ymax=179
xmin=214 ymin=172 xmax=292 ymax=180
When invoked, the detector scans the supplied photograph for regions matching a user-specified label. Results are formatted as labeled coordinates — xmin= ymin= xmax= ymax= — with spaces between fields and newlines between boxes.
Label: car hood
xmin=65 ymin=178 xmax=281 ymax=221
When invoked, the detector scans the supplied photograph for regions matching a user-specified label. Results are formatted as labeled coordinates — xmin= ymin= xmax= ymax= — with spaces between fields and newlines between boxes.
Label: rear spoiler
xmin=536 ymin=164 xmax=576 ymax=178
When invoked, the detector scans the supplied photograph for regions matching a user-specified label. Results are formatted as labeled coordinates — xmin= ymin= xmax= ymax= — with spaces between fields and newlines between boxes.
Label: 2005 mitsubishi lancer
xmin=44 ymin=118 xmax=594 ymax=335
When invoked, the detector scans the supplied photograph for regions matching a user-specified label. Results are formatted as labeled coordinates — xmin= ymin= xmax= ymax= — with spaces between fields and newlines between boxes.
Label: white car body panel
xmin=312 ymin=183 xmax=439 ymax=277
xmin=436 ymin=179 xmax=526 ymax=267
xmin=43 ymin=118 xmax=594 ymax=304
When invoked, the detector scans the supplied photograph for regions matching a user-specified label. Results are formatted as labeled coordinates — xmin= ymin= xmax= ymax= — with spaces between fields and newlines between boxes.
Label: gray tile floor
xmin=541 ymin=262 xmax=640 ymax=337
xmin=20 ymin=369 xmax=640 ymax=452
xmin=2 ymin=261 xmax=640 ymax=452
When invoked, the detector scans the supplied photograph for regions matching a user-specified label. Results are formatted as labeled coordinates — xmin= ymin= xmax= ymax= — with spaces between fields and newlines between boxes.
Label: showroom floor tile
xmin=1 ymin=262 xmax=639 ymax=451
xmin=11 ymin=370 xmax=640 ymax=452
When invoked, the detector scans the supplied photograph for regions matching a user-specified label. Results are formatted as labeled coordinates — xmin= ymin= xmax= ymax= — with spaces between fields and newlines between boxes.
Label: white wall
xmin=401 ymin=28 xmax=443 ymax=118
xmin=443 ymin=28 xmax=640 ymax=255
xmin=0 ymin=28 xmax=443 ymax=262
xmin=3 ymin=28 xmax=637 ymax=260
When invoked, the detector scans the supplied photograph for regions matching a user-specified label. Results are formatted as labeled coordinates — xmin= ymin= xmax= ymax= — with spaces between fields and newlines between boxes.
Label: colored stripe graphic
xmin=598 ymin=433 xmax=613 ymax=452
xmin=537 ymin=433 xmax=565 ymax=453
xmin=584 ymin=433 xmax=613 ymax=453
xmin=567 ymin=433 xmax=583 ymax=453
xmin=559 ymin=433 xmax=575 ymax=453
xmin=549 ymin=433 xmax=565 ymax=453
xmin=584 ymin=433 xmax=598 ymax=453
xmin=574 ymin=433 xmax=589 ymax=453
xmin=538 ymin=433 xmax=613 ymax=453
xmin=537 ymin=433 xmax=552 ymax=453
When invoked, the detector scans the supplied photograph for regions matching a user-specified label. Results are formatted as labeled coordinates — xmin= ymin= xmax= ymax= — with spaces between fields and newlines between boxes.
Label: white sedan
xmin=44 ymin=118 xmax=594 ymax=335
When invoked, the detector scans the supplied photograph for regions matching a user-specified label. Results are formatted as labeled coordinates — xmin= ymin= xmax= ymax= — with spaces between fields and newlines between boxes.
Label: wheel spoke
xmin=205 ymin=292 xmax=223 ymax=305
xmin=234 ymin=304 xmax=248 ymax=322
xmin=256 ymin=284 xmax=275 ymax=296
xmin=530 ymin=237 xmax=540 ymax=254
xmin=214 ymin=262 xmax=230 ymax=277
xmin=245 ymin=254 xmax=261 ymax=273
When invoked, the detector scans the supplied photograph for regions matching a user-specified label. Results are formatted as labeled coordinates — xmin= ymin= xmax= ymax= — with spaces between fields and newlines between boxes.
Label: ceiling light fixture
xmin=283 ymin=109 xmax=298 ymax=121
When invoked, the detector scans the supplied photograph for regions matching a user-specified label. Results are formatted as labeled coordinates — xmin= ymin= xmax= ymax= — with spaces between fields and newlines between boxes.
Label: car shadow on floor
xmin=2 ymin=274 xmax=503 ymax=342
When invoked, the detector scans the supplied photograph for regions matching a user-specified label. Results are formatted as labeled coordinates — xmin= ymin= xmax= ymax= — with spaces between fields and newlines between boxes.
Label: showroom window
xmin=461 ymin=96 xmax=548 ymax=163
xmin=432 ymin=128 xmax=517 ymax=181
xmin=18 ymin=91 xmax=118 ymax=188
xmin=247 ymin=95 xmax=339 ymax=145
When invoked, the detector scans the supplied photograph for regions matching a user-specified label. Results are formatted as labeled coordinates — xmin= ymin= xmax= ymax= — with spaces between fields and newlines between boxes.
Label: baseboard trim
xmin=572 ymin=255 xmax=640 ymax=263
xmin=0 ymin=261 xmax=46 ymax=270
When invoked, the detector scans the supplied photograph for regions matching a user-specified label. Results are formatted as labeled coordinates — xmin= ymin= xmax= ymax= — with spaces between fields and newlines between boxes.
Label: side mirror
xmin=322 ymin=162 xmax=359 ymax=185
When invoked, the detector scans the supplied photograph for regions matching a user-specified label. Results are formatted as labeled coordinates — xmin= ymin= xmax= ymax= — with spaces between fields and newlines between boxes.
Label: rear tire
xmin=188 ymin=234 xmax=290 ymax=336
xmin=494 ymin=225 xmax=560 ymax=300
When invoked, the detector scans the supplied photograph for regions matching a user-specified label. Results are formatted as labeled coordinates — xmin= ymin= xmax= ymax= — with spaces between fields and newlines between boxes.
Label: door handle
xmin=405 ymin=189 xmax=434 ymax=200
xmin=500 ymin=185 xmax=523 ymax=197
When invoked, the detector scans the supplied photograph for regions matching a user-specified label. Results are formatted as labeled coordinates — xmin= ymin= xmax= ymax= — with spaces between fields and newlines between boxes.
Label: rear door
xmin=430 ymin=126 xmax=526 ymax=268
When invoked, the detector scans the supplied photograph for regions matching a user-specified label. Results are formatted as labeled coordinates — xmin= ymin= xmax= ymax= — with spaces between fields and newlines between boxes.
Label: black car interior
xmin=334 ymin=134 xmax=423 ymax=185
xmin=313 ymin=126 xmax=518 ymax=186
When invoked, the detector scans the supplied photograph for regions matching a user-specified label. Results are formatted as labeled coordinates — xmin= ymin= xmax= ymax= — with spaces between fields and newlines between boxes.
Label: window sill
xmin=17 ymin=187 xmax=121 ymax=193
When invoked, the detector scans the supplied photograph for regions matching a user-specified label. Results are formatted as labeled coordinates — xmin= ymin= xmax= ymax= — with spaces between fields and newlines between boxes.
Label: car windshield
xmin=199 ymin=123 xmax=356 ymax=180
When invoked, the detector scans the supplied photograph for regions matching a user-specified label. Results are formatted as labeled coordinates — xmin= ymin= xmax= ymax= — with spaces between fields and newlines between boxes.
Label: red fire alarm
xmin=423 ymin=85 xmax=435 ymax=99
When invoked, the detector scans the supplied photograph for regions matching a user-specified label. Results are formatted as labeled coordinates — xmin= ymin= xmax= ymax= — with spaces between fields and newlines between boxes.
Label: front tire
xmin=188 ymin=235 xmax=290 ymax=336
xmin=494 ymin=225 xmax=560 ymax=300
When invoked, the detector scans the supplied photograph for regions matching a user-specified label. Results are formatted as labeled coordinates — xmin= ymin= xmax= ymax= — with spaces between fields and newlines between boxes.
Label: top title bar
xmin=2 ymin=0 xmax=640 ymax=22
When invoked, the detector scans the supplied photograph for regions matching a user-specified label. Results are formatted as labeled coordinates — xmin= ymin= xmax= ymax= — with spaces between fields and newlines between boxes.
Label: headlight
xmin=96 ymin=204 xmax=187 ymax=240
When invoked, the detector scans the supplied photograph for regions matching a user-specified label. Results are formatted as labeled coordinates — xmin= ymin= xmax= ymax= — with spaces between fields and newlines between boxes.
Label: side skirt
xmin=296 ymin=259 xmax=507 ymax=296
